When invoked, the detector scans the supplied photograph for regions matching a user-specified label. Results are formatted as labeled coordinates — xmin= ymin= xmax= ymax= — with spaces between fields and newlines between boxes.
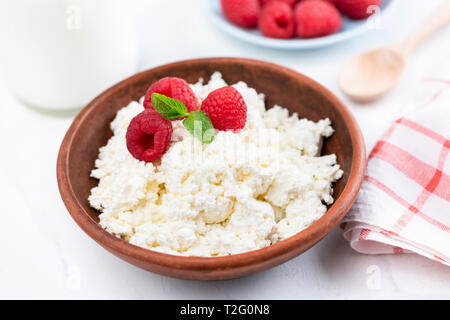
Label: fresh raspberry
xmin=220 ymin=0 xmax=260 ymax=28
xmin=201 ymin=86 xmax=247 ymax=131
xmin=294 ymin=0 xmax=342 ymax=38
xmin=299 ymin=0 xmax=339 ymax=9
xmin=126 ymin=110 xmax=173 ymax=162
xmin=299 ymin=0 xmax=338 ymax=5
xmin=143 ymin=77 xmax=198 ymax=114
xmin=259 ymin=0 xmax=298 ymax=7
xmin=258 ymin=1 xmax=295 ymax=39
xmin=336 ymin=0 xmax=381 ymax=20
xmin=312 ymin=0 xmax=338 ymax=4
xmin=325 ymin=0 xmax=338 ymax=5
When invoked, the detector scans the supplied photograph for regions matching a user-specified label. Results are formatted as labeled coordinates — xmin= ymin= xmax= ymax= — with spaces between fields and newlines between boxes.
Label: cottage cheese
xmin=89 ymin=72 xmax=343 ymax=256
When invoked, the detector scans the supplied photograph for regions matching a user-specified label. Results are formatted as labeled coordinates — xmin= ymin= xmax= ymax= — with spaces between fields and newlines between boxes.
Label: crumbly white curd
xmin=89 ymin=72 xmax=343 ymax=256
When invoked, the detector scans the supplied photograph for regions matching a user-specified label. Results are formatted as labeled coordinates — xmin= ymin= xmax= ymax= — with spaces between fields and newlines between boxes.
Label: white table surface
xmin=1 ymin=0 xmax=449 ymax=299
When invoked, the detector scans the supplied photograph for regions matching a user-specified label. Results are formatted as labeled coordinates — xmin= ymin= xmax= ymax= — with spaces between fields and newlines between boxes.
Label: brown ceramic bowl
xmin=57 ymin=58 xmax=366 ymax=280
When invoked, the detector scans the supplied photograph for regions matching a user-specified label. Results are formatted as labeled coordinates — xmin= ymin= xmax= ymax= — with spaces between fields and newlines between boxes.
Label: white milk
xmin=0 ymin=0 xmax=138 ymax=110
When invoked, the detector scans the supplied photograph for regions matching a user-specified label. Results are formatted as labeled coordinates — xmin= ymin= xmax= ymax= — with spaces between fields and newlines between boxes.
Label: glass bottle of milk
xmin=0 ymin=0 xmax=138 ymax=110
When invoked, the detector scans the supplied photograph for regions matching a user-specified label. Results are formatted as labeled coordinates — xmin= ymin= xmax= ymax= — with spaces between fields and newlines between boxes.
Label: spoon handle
xmin=398 ymin=0 xmax=450 ymax=55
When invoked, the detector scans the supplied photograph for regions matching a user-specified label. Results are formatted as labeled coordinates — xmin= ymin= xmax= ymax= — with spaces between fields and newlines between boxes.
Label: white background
xmin=1 ymin=0 xmax=449 ymax=299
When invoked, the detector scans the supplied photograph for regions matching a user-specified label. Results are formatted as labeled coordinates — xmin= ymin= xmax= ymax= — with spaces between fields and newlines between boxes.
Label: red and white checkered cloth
xmin=341 ymin=75 xmax=450 ymax=266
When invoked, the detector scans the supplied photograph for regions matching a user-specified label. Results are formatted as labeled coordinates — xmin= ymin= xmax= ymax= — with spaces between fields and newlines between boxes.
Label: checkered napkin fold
xmin=341 ymin=73 xmax=450 ymax=266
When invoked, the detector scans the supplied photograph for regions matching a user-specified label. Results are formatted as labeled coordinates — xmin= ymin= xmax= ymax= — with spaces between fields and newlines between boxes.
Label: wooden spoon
xmin=339 ymin=0 xmax=450 ymax=103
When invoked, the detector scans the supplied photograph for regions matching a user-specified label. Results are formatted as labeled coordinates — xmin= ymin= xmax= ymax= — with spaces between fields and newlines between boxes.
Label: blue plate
xmin=210 ymin=0 xmax=398 ymax=50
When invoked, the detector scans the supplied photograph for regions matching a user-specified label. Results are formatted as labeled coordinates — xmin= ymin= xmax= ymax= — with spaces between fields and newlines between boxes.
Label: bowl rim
xmin=57 ymin=57 xmax=366 ymax=274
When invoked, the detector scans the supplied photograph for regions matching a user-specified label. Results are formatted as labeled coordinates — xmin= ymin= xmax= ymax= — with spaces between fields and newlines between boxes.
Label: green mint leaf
xmin=182 ymin=110 xmax=215 ymax=144
xmin=151 ymin=93 xmax=189 ymax=120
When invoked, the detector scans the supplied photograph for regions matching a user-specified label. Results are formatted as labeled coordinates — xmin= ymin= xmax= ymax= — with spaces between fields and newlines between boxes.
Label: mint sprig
xmin=151 ymin=93 xmax=215 ymax=144
xmin=151 ymin=93 xmax=189 ymax=120
xmin=183 ymin=110 xmax=215 ymax=144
